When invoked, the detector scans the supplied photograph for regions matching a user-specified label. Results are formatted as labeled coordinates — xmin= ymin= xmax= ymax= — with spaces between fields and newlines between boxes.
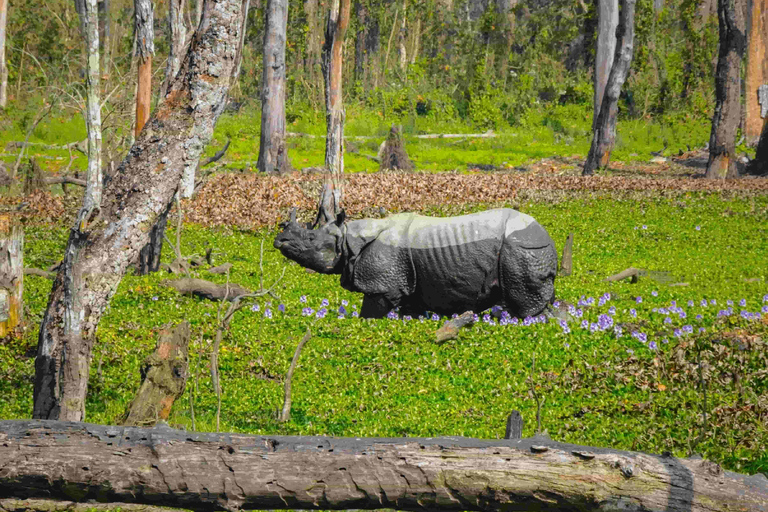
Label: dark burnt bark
xmin=137 ymin=206 xmax=169 ymax=275
xmin=32 ymin=0 xmax=244 ymax=422
xmin=583 ymin=0 xmax=636 ymax=176
xmin=318 ymin=0 xmax=351 ymax=224
xmin=2 ymin=420 xmax=768 ymax=512
xmin=257 ymin=0 xmax=291 ymax=174
xmin=705 ymin=0 xmax=747 ymax=179
xmin=748 ymin=114 xmax=768 ymax=175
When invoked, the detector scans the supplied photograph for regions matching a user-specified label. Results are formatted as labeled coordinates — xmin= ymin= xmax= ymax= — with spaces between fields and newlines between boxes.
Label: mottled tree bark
xmin=230 ymin=0 xmax=250 ymax=89
xmin=304 ymin=0 xmax=322 ymax=98
xmin=354 ymin=1 xmax=379 ymax=86
xmin=134 ymin=0 xmax=154 ymax=137
xmin=32 ymin=0 xmax=244 ymax=422
xmin=2 ymin=421 xmax=768 ymax=512
xmin=98 ymin=0 xmax=110 ymax=54
xmin=0 ymin=0 xmax=8 ymax=109
xmin=705 ymin=0 xmax=747 ymax=179
xmin=257 ymin=0 xmax=291 ymax=174
xmin=318 ymin=0 xmax=351 ymax=225
xmin=137 ymin=205 xmax=169 ymax=275
xmin=0 ymin=214 xmax=22 ymax=338
xmin=744 ymin=0 xmax=767 ymax=144
xmin=398 ymin=0 xmax=407 ymax=71
xmin=583 ymin=0 xmax=636 ymax=175
xmin=79 ymin=0 xmax=103 ymax=210
xmin=593 ymin=0 xmax=618 ymax=130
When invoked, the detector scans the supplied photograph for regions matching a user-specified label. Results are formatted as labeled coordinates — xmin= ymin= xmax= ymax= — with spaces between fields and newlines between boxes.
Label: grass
xmin=5 ymin=194 xmax=768 ymax=476
xmin=1 ymin=101 xmax=715 ymax=176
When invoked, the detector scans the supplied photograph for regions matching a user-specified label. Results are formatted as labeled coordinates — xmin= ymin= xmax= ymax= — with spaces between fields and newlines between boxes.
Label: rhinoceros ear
xmin=335 ymin=210 xmax=346 ymax=226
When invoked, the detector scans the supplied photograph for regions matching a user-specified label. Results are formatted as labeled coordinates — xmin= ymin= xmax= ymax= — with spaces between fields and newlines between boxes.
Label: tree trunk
xmin=744 ymin=0 xmax=767 ymax=145
xmin=496 ymin=0 xmax=517 ymax=83
xmin=398 ymin=0 xmax=407 ymax=71
xmin=706 ymin=0 xmax=747 ymax=179
xmin=256 ymin=0 xmax=291 ymax=174
xmin=747 ymin=89 xmax=768 ymax=174
xmin=318 ymin=0 xmax=351 ymax=225
xmin=0 ymin=0 xmax=8 ymax=109
xmin=32 ymin=0 xmax=244 ymax=422
xmin=123 ymin=322 xmax=190 ymax=427
xmin=593 ymin=0 xmax=619 ymax=130
xmin=98 ymin=0 xmax=110 ymax=55
xmin=136 ymin=205 xmax=169 ymax=275
xmin=163 ymin=0 xmax=186 ymax=99
xmin=79 ymin=0 xmax=103 ymax=211
xmin=230 ymin=0 xmax=251 ymax=90
xmin=134 ymin=0 xmax=154 ymax=137
xmin=353 ymin=0 xmax=379 ymax=88
xmin=2 ymin=420 xmax=768 ymax=512
xmin=304 ymin=0 xmax=323 ymax=103
xmin=0 ymin=214 xmax=22 ymax=338
xmin=583 ymin=0 xmax=636 ymax=175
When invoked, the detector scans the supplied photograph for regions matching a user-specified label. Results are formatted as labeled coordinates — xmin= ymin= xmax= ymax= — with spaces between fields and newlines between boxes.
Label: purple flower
xmin=636 ymin=296 xmax=643 ymax=304
xmin=251 ymin=303 xmax=260 ymax=312
xmin=302 ymin=307 xmax=314 ymax=317
xmin=630 ymin=308 xmax=637 ymax=318
xmin=627 ymin=349 xmax=634 ymax=355
xmin=664 ymin=317 xmax=672 ymax=324
xmin=581 ymin=319 xmax=589 ymax=329
xmin=338 ymin=314 xmax=345 ymax=319
xmin=608 ymin=306 xmax=616 ymax=316
xmin=278 ymin=303 xmax=285 ymax=313
xmin=642 ymin=225 xmax=648 ymax=230
xmin=264 ymin=308 xmax=272 ymax=319
xmin=710 ymin=299 xmax=717 ymax=305
xmin=403 ymin=315 xmax=413 ymax=321
xmin=511 ymin=317 xmax=519 ymax=325
xmin=678 ymin=310 xmax=687 ymax=319
xmin=727 ymin=300 xmax=734 ymax=306
xmin=151 ymin=296 xmax=159 ymax=301
xmin=632 ymin=331 xmax=647 ymax=343
xmin=597 ymin=314 xmax=613 ymax=330
xmin=688 ymin=300 xmax=694 ymax=307
xmin=674 ymin=329 xmax=683 ymax=338
xmin=763 ymin=294 xmax=768 ymax=303
xmin=649 ymin=341 xmax=658 ymax=350
xmin=431 ymin=313 xmax=440 ymax=321
xmin=316 ymin=308 xmax=328 ymax=319
xmin=700 ymin=299 xmax=707 ymax=307
xmin=762 ymin=305 xmax=768 ymax=314
xmin=590 ymin=323 xmax=599 ymax=333
xmin=682 ymin=325 xmax=693 ymax=334
xmin=614 ymin=325 xmax=623 ymax=337
xmin=387 ymin=310 xmax=399 ymax=320
xmin=740 ymin=299 xmax=747 ymax=307
xmin=341 ymin=299 xmax=349 ymax=306
xmin=321 ymin=298 xmax=329 ymax=307
xmin=598 ymin=296 xmax=607 ymax=306
xmin=662 ymin=338 xmax=669 ymax=344
xmin=695 ymin=314 xmax=702 ymax=320
xmin=575 ymin=308 xmax=583 ymax=318
xmin=658 ymin=307 xmax=668 ymax=314
xmin=651 ymin=290 xmax=658 ymax=297
xmin=670 ymin=300 xmax=677 ymax=307
xmin=338 ymin=305 xmax=347 ymax=315
xmin=523 ymin=316 xmax=534 ymax=326
xmin=717 ymin=309 xmax=729 ymax=317
xmin=699 ymin=327 xmax=706 ymax=333
xmin=351 ymin=311 xmax=359 ymax=318
xmin=695 ymin=225 xmax=701 ymax=231
xmin=564 ymin=342 xmax=570 ymax=348
xmin=483 ymin=313 xmax=492 ymax=323
xmin=300 ymin=295 xmax=307 ymax=303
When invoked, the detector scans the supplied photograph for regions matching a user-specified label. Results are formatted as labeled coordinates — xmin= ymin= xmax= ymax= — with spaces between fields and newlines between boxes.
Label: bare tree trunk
xmin=583 ymin=0 xmax=636 ymax=176
xmin=134 ymin=0 xmax=154 ymax=137
xmin=496 ymin=0 xmax=517 ymax=84
xmin=706 ymin=0 xmax=747 ymax=179
xmin=304 ymin=0 xmax=322 ymax=102
xmin=0 ymin=214 xmax=22 ymax=338
xmin=98 ymin=0 xmax=110 ymax=55
xmin=230 ymin=0 xmax=251 ymax=89
xmin=318 ymin=0 xmax=351 ymax=225
xmin=593 ymin=0 xmax=618 ymax=130
xmin=32 ymin=0 xmax=244 ymax=422
xmin=3 ymin=420 xmax=768 ymax=512
xmin=80 ymin=0 xmax=103 ymax=211
xmin=0 ymin=0 xmax=8 ymax=109
xmin=163 ymin=0 xmax=186 ymax=99
xmin=195 ymin=0 xmax=203 ymax=27
xmin=398 ymin=0 xmax=407 ymax=71
xmin=353 ymin=0 xmax=379 ymax=87
xmin=748 ymin=110 xmax=768 ymax=174
xmin=744 ymin=0 xmax=767 ymax=145
xmin=257 ymin=0 xmax=291 ymax=174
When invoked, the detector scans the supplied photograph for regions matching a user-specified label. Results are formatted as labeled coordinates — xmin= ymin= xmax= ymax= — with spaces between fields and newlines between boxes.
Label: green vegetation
xmin=6 ymin=195 xmax=768 ymax=475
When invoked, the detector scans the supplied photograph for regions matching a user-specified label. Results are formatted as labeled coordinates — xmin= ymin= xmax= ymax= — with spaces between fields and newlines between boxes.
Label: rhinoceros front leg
xmin=360 ymin=294 xmax=395 ymax=319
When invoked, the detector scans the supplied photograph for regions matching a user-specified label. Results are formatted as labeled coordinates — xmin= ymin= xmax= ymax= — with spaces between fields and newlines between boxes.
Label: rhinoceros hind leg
xmin=361 ymin=294 xmax=395 ymax=319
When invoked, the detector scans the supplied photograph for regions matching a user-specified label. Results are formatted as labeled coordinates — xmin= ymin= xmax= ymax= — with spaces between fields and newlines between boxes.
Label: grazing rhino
xmin=274 ymin=208 xmax=557 ymax=319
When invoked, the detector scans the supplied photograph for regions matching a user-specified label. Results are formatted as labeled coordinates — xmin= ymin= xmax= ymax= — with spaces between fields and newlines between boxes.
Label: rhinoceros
xmin=273 ymin=208 xmax=557 ymax=319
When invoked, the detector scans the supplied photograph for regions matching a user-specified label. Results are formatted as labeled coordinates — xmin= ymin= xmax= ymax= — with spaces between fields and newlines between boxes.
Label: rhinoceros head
xmin=273 ymin=210 xmax=346 ymax=274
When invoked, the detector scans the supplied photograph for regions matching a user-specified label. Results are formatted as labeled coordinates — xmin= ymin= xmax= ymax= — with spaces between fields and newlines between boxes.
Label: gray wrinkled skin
xmin=274 ymin=208 xmax=557 ymax=319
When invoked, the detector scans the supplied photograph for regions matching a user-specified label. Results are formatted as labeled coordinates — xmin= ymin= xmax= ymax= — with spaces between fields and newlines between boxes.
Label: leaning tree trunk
xmin=2 ymin=421 xmax=768 ymax=512
xmin=134 ymin=0 xmax=154 ymax=138
xmin=256 ymin=0 xmax=291 ymax=174
xmin=318 ymin=0 xmax=351 ymax=225
xmin=705 ymin=0 xmax=747 ymax=179
xmin=78 ymin=0 xmax=103 ymax=210
xmin=32 ymin=0 xmax=244 ymax=422
xmin=583 ymin=0 xmax=636 ymax=176
xmin=0 ymin=214 xmax=22 ymax=338
xmin=744 ymin=0 xmax=766 ymax=145
xmin=0 ymin=0 xmax=8 ymax=109
xmin=593 ymin=0 xmax=618 ymax=129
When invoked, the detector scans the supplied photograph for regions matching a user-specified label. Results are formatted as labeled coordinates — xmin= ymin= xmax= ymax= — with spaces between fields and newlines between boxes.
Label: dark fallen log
xmin=1 ymin=420 xmax=767 ymax=512
xmin=163 ymin=278 xmax=250 ymax=301
xmin=123 ymin=323 xmax=190 ymax=427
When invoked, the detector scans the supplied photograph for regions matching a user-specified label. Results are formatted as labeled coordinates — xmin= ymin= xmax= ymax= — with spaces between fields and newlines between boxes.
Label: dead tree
xmin=2 ymin=420 xmax=768 ymax=512
xmin=582 ymin=0 xmax=636 ymax=176
xmin=705 ymin=0 xmax=747 ymax=179
xmin=0 ymin=214 xmax=22 ymax=337
xmin=354 ymin=0 xmax=379 ymax=87
xmin=744 ymin=0 xmax=767 ymax=145
xmin=317 ymin=0 xmax=351 ymax=225
xmin=257 ymin=0 xmax=291 ymax=174
xmin=0 ymin=0 xmax=8 ymax=109
xmin=379 ymin=125 xmax=414 ymax=171
xmin=134 ymin=0 xmax=154 ymax=137
xmin=593 ymin=0 xmax=618 ymax=129
xmin=32 ymin=0 xmax=245 ymax=422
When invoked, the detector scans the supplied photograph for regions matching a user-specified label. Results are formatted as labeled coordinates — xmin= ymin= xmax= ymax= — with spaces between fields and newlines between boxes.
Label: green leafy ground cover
xmin=1 ymin=103 xmax=717 ymax=176
xmin=4 ymin=195 xmax=768 ymax=476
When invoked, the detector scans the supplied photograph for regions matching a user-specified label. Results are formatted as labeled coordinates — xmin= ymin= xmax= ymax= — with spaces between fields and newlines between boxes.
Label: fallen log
xmin=285 ymin=131 xmax=497 ymax=140
xmin=163 ymin=278 xmax=250 ymax=301
xmin=559 ymin=232 xmax=574 ymax=277
xmin=1 ymin=420 xmax=767 ymax=512
xmin=44 ymin=176 xmax=87 ymax=187
xmin=23 ymin=268 xmax=55 ymax=279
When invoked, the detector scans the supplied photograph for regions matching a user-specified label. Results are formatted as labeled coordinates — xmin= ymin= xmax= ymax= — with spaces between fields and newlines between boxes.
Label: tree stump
xmin=379 ymin=125 xmax=414 ymax=171
xmin=0 ymin=213 xmax=22 ymax=338
xmin=123 ymin=322 xmax=191 ymax=426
